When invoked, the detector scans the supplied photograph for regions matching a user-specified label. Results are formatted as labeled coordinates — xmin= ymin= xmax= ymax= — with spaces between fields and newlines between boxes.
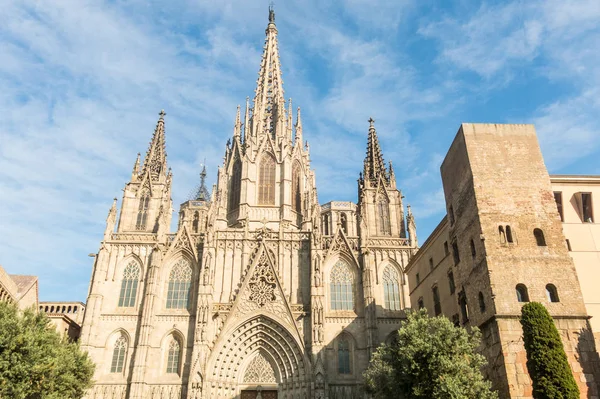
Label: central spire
xmin=363 ymin=117 xmax=388 ymax=183
xmin=251 ymin=6 xmax=286 ymax=140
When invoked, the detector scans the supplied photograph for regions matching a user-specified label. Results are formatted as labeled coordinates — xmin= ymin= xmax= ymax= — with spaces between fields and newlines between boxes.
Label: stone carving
xmin=243 ymin=352 xmax=277 ymax=383
xmin=249 ymin=253 xmax=277 ymax=306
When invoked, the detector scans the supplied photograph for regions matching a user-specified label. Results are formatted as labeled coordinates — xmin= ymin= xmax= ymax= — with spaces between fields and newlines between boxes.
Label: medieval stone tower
xmin=80 ymin=8 xmax=417 ymax=399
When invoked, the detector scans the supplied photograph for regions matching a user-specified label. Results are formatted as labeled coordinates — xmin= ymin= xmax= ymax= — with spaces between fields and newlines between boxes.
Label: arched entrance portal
xmin=205 ymin=315 xmax=310 ymax=398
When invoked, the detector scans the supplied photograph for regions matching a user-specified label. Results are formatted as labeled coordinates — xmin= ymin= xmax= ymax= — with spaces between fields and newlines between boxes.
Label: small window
xmin=533 ymin=228 xmax=546 ymax=246
xmin=448 ymin=271 xmax=455 ymax=294
xmin=340 ymin=213 xmax=348 ymax=235
xmin=554 ymin=192 xmax=564 ymax=222
xmin=192 ymin=212 xmax=199 ymax=233
xmin=416 ymin=273 xmax=420 ymax=286
xmin=499 ymin=226 xmax=506 ymax=243
xmin=546 ymin=284 xmax=559 ymax=303
xmin=429 ymin=258 xmax=434 ymax=271
xmin=470 ymin=239 xmax=476 ymax=260
xmin=444 ymin=241 xmax=449 ymax=255
xmin=458 ymin=290 xmax=469 ymax=323
xmin=449 ymin=205 xmax=455 ymax=225
xmin=452 ymin=242 xmax=460 ymax=265
xmin=582 ymin=193 xmax=594 ymax=222
xmin=110 ymin=336 xmax=127 ymax=373
xmin=417 ymin=297 xmax=424 ymax=310
xmin=516 ymin=284 xmax=529 ymax=303
xmin=432 ymin=286 xmax=441 ymax=316
xmin=166 ymin=338 xmax=181 ymax=374
xmin=451 ymin=314 xmax=460 ymax=326
xmin=506 ymin=225 xmax=514 ymax=243
xmin=566 ymin=239 xmax=572 ymax=251
xmin=478 ymin=292 xmax=486 ymax=313
xmin=337 ymin=337 xmax=351 ymax=374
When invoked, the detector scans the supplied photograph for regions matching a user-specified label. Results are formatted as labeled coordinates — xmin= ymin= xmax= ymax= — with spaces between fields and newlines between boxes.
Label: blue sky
xmin=1 ymin=0 xmax=599 ymax=302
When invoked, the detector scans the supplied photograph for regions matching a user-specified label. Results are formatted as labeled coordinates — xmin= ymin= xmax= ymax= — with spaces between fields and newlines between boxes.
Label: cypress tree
xmin=520 ymin=302 xmax=579 ymax=399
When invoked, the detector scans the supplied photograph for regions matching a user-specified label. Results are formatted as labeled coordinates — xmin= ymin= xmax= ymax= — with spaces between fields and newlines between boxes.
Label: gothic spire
xmin=131 ymin=152 xmax=141 ymax=179
xmin=141 ymin=110 xmax=168 ymax=181
xmin=363 ymin=117 xmax=387 ymax=182
xmin=234 ymin=105 xmax=242 ymax=140
xmin=195 ymin=164 xmax=210 ymax=201
xmin=251 ymin=6 xmax=285 ymax=139
xmin=295 ymin=107 xmax=303 ymax=144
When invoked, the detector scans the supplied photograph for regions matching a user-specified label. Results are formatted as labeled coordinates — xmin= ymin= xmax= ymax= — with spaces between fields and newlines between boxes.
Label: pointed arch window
xmin=228 ymin=158 xmax=242 ymax=212
xmin=330 ymin=260 xmax=354 ymax=311
xmin=292 ymin=162 xmax=302 ymax=213
xmin=383 ymin=266 xmax=401 ymax=311
xmin=258 ymin=153 xmax=276 ymax=205
xmin=166 ymin=337 xmax=181 ymax=374
xmin=135 ymin=192 xmax=150 ymax=230
xmin=166 ymin=259 xmax=193 ymax=309
xmin=377 ymin=196 xmax=391 ymax=236
xmin=340 ymin=213 xmax=348 ymax=235
xmin=337 ymin=336 xmax=351 ymax=374
xmin=110 ymin=336 xmax=127 ymax=373
xmin=118 ymin=261 xmax=140 ymax=307
xmin=192 ymin=211 xmax=200 ymax=233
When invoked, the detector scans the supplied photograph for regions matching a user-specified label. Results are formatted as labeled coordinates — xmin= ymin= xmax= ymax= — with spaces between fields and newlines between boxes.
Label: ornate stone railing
xmin=87 ymin=384 xmax=126 ymax=399
xmin=110 ymin=233 xmax=157 ymax=242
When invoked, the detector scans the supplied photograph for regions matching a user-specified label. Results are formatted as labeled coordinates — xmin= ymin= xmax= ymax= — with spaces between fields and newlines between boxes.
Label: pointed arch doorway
xmin=240 ymin=351 xmax=278 ymax=399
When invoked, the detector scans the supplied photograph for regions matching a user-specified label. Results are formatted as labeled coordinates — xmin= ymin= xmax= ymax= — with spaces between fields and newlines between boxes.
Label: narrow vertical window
xmin=449 ymin=205 xmax=455 ymax=225
xmin=582 ymin=193 xmax=594 ymax=222
xmin=534 ymin=228 xmax=546 ymax=246
xmin=452 ymin=242 xmax=460 ymax=265
xmin=554 ymin=192 xmax=564 ymax=221
xmin=429 ymin=258 xmax=434 ymax=271
xmin=417 ymin=297 xmax=424 ymax=309
xmin=118 ymin=262 xmax=140 ymax=308
xmin=330 ymin=260 xmax=354 ymax=311
xmin=458 ymin=290 xmax=469 ymax=323
xmin=443 ymin=241 xmax=449 ymax=255
xmin=166 ymin=259 xmax=193 ymax=309
xmin=516 ymin=284 xmax=529 ymax=303
xmin=110 ymin=336 xmax=127 ymax=373
xmin=566 ymin=239 xmax=572 ymax=251
xmin=136 ymin=192 xmax=150 ymax=230
xmin=340 ymin=213 xmax=348 ymax=235
xmin=478 ymin=292 xmax=486 ymax=313
xmin=546 ymin=284 xmax=559 ymax=303
xmin=498 ymin=226 xmax=506 ymax=244
xmin=292 ymin=162 xmax=302 ymax=213
xmin=323 ymin=214 xmax=330 ymax=236
xmin=470 ymin=239 xmax=476 ymax=259
xmin=377 ymin=197 xmax=391 ymax=236
xmin=192 ymin=212 xmax=199 ymax=233
xmin=166 ymin=338 xmax=181 ymax=374
xmin=258 ymin=153 xmax=276 ymax=205
xmin=432 ymin=286 xmax=441 ymax=316
xmin=383 ymin=266 xmax=401 ymax=311
xmin=506 ymin=225 xmax=514 ymax=243
xmin=337 ymin=337 xmax=351 ymax=374
xmin=448 ymin=270 xmax=455 ymax=294
xmin=416 ymin=273 xmax=420 ymax=285
xmin=228 ymin=158 xmax=242 ymax=213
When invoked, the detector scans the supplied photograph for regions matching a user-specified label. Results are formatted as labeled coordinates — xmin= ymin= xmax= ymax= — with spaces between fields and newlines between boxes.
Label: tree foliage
xmin=364 ymin=309 xmax=497 ymax=399
xmin=520 ymin=302 xmax=579 ymax=399
xmin=0 ymin=301 xmax=95 ymax=399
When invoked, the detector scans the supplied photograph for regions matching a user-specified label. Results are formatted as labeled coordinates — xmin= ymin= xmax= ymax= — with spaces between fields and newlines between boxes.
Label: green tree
xmin=364 ymin=309 xmax=497 ymax=399
xmin=0 ymin=301 xmax=95 ymax=399
xmin=520 ymin=302 xmax=579 ymax=399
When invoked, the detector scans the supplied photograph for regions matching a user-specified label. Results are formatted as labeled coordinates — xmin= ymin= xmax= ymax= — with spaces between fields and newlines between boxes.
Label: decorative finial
xmin=159 ymin=109 xmax=166 ymax=120
xmin=269 ymin=2 xmax=275 ymax=23
xmin=368 ymin=117 xmax=375 ymax=127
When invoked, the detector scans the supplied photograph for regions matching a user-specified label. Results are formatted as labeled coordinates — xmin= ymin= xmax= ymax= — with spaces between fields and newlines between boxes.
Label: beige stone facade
xmin=0 ymin=264 xmax=38 ymax=310
xmin=80 ymin=10 xmax=416 ymax=399
xmin=406 ymin=123 xmax=600 ymax=398
xmin=40 ymin=301 xmax=86 ymax=341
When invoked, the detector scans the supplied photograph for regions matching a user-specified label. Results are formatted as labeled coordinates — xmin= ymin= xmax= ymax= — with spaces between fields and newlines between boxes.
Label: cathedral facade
xmin=80 ymin=9 xmax=417 ymax=399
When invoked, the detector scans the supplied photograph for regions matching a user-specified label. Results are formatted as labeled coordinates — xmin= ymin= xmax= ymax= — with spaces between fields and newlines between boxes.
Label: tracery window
xmin=135 ymin=192 xmax=150 ymax=230
xmin=337 ymin=337 xmax=351 ymax=374
xmin=110 ymin=336 xmax=127 ymax=373
xmin=330 ymin=260 xmax=354 ymax=311
xmin=258 ymin=153 xmax=276 ymax=205
xmin=292 ymin=162 xmax=302 ymax=213
xmin=118 ymin=261 xmax=140 ymax=307
xmin=166 ymin=259 xmax=192 ymax=309
xmin=383 ymin=266 xmax=401 ymax=311
xmin=166 ymin=337 xmax=181 ymax=374
xmin=243 ymin=352 xmax=277 ymax=383
xmin=228 ymin=158 xmax=242 ymax=212
xmin=377 ymin=197 xmax=391 ymax=236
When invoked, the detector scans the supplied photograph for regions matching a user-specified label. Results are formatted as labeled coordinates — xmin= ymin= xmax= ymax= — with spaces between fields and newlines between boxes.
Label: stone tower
xmin=439 ymin=123 xmax=600 ymax=397
xmin=80 ymin=8 xmax=417 ymax=399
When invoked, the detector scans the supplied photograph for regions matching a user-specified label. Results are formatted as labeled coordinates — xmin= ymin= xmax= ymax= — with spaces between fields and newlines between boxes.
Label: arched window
xmin=110 ymin=336 xmax=127 ymax=373
xmin=337 ymin=336 xmax=351 ymax=374
xmin=330 ymin=260 xmax=354 ymax=311
xmin=292 ymin=162 xmax=302 ymax=213
xmin=377 ymin=197 xmax=391 ymax=236
xmin=228 ymin=158 xmax=242 ymax=212
xmin=534 ymin=228 xmax=546 ymax=246
xmin=516 ymin=284 xmax=529 ymax=303
xmin=498 ymin=226 xmax=506 ymax=244
xmin=166 ymin=337 xmax=181 ymax=374
xmin=506 ymin=225 xmax=514 ymax=243
xmin=258 ymin=153 xmax=276 ymax=205
xmin=478 ymin=292 xmax=486 ymax=313
xmin=340 ymin=213 xmax=348 ymax=235
xmin=166 ymin=259 xmax=193 ymax=309
xmin=136 ymin=192 xmax=150 ymax=230
xmin=323 ymin=214 xmax=330 ymax=236
xmin=118 ymin=261 xmax=140 ymax=307
xmin=192 ymin=212 xmax=200 ymax=233
xmin=546 ymin=284 xmax=560 ymax=302
xmin=383 ymin=266 xmax=401 ymax=311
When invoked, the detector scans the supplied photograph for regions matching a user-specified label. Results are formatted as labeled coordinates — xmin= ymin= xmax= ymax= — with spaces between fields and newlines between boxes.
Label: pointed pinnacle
xmin=141 ymin=110 xmax=168 ymax=180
